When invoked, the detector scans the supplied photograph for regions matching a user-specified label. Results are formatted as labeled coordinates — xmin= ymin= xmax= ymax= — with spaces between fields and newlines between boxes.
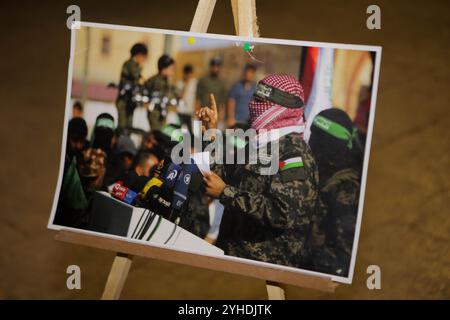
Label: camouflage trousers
xmin=147 ymin=109 xmax=164 ymax=131
xmin=116 ymin=99 xmax=133 ymax=130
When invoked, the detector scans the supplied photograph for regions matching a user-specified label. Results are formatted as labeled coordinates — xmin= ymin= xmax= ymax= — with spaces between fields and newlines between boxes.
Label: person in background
xmin=115 ymin=134 xmax=138 ymax=173
xmin=91 ymin=113 xmax=116 ymax=156
xmin=176 ymin=64 xmax=197 ymax=133
xmin=226 ymin=63 xmax=257 ymax=128
xmin=139 ymin=131 xmax=164 ymax=160
xmin=140 ymin=131 xmax=157 ymax=152
xmin=72 ymin=101 xmax=83 ymax=118
xmin=67 ymin=117 xmax=88 ymax=162
xmin=116 ymin=43 xmax=148 ymax=130
xmin=354 ymin=86 xmax=371 ymax=149
xmin=55 ymin=117 xmax=89 ymax=227
xmin=308 ymin=108 xmax=363 ymax=277
xmin=196 ymin=56 xmax=227 ymax=128
xmin=103 ymin=134 xmax=137 ymax=189
xmin=78 ymin=147 xmax=107 ymax=197
xmin=145 ymin=54 xmax=177 ymax=131
xmin=133 ymin=151 xmax=158 ymax=177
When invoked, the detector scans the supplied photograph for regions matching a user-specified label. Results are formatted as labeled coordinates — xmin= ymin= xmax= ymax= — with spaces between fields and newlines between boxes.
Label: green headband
xmin=95 ymin=118 xmax=115 ymax=130
xmin=162 ymin=125 xmax=183 ymax=142
xmin=312 ymin=115 xmax=358 ymax=149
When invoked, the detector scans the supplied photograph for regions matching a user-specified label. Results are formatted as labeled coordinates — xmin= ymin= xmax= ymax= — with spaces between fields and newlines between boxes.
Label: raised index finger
xmin=209 ymin=93 xmax=217 ymax=114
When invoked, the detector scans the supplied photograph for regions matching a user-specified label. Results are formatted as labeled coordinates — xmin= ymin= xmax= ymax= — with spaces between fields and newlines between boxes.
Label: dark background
xmin=0 ymin=0 xmax=448 ymax=299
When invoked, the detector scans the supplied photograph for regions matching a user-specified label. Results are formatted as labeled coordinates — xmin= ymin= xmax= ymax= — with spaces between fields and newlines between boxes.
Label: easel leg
xmin=101 ymin=253 xmax=133 ymax=300
xmin=266 ymin=281 xmax=286 ymax=300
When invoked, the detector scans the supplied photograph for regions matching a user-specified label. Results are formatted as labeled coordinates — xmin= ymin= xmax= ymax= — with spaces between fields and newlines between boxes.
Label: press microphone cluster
xmin=110 ymin=156 xmax=203 ymax=222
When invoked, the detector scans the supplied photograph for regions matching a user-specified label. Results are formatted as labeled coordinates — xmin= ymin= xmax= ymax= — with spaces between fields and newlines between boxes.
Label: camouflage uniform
xmin=116 ymin=59 xmax=142 ymax=129
xmin=310 ymin=168 xmax=360 ymax=276
xmin=196 ymin=75 xmax=227 ymax=109
xmin=144 ymin=74 xmax=177 ymax=131
xmin=213 ymin=132 xmax=319 ymax=268
xmin=180 ymin=193 xmax=210 ymax=239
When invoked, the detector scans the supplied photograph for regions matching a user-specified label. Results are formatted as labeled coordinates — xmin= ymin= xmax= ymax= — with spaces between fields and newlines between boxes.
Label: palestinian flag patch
xmin=279 ymin=157 xmax=304 ymax=171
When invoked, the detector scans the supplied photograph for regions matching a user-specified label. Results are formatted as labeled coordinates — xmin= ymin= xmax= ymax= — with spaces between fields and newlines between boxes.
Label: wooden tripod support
xmin=55 ymin=0 xmax=338 ymax=300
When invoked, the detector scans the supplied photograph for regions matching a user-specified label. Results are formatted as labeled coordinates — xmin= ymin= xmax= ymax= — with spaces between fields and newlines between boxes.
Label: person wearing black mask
xmin=67 ymin=117 xmax=88 ymax=162
xmin=91 ymin=113 xmax=116 ymax=155
xmin=55 ymin=117 xmax=89 ymax=227
xmin=308 ymin=108 xmax=364 ymax=277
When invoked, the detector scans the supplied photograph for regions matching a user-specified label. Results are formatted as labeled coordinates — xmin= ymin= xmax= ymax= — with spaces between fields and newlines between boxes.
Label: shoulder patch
xmin=279 ymin=156 xmax=303 ymax=171
xmin=279 ymin=166 xmax=305 ymax=182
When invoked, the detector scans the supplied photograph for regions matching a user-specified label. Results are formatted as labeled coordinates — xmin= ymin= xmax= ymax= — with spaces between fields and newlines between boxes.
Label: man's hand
xmin=203 ymin=171 xmax=226 ymax=198
xmin=195 ymin=93 xmax=218 ymax=132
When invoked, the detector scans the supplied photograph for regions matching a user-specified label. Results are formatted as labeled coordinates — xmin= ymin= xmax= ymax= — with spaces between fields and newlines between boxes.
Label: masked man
xmin=196 ymin=74 xmax=319 ymax=268
xmin=308 ymin=108 xmax=363 ymax=277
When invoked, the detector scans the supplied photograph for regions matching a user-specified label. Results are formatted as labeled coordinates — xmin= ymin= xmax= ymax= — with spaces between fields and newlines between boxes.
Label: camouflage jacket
xmin=196 ymin=75 xmax=227 ymax=108
xmin=213 ymin=132 xmax=319 ymax=268
xmin=119 ymin=59 xmax=142 ymax=89
xmin=311 ymin=168 xmax=360 ymax=276
xmin=144 ymin=74 xmax=177 ymax=100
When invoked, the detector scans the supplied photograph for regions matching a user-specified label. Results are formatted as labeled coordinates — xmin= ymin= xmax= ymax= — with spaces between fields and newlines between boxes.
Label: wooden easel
xmin=55 ymin=0 xmax=338 ymax=300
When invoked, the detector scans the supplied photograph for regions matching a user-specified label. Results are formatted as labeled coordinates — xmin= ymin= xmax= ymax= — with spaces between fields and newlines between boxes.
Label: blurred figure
xmin=140 ymin=131 xmax=158 ymax=151
xmin=91 ymin=113 xmax=116 ymax=156
xmin=72 ymin=100 xmax=83 ymax=118
xmin=67 ymin=117 xmax=88 ymax=162
xmin=103 ymin=134 xmax=137 ymax=188
xmin=140 ymin=131 xmax=164 ymax=160
xmin=354 ymin=86 xmax=371 ymax=149
xmin=133 ymin=151 xmax=158 ymax=177
xmin=176 ymin=64 xmax=197 ymax=132
xmin=196 ymin=56 xmax=227 ymax=128
xmin=226 ymin=63 xmax=257 ymax=128
xmin=145 ymin=54 xmax=177 ymax=131
xmin=55 ymin=118 xmax=89 ymax=227
xmin=116 ymin=43 xmax=148 ymax=130
xmin=78 ymin=148 xmax=107 ymax=196
xmin=115 ymin=134 xmax=138 ymax=173
xmin=309 ymin=108 xmax=363 ymax=277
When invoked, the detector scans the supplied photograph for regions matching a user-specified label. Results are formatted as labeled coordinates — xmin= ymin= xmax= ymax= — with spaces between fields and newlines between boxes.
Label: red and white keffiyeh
xmin=249 ymin=74 xmax=305 ymax=132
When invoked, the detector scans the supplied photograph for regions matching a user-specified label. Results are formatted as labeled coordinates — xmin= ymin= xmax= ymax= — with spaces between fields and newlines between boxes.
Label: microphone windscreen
xmin=162 ymin=163 xmax=182 ymax=188
xmin=111 ymin=182 xmax=137 ymax=205
xmin=171 ymin=161 xmax=197 ymax=210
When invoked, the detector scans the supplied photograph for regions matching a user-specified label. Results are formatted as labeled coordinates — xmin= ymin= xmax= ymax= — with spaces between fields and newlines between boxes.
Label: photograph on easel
xmin=48 ymin=22 xmax=381 ymax=284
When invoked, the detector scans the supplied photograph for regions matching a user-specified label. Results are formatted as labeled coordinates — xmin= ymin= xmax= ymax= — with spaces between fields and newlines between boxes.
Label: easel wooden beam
xmin=56 ymin=230 xmax=338 ymax=295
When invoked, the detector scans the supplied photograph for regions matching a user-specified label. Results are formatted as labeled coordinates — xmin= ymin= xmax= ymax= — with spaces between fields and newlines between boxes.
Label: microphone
xmin=146 ymin=162 xmax=182 ymax=218
xmin=140 ymin=157 xmax=171 ymax=198
xmin=111 ymin=181 xmax=138 ymax=205
xmin=162 ymin=163 xmax=182 ymax=188
xmin=171 ymin=161 xmax=198 ymax=211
